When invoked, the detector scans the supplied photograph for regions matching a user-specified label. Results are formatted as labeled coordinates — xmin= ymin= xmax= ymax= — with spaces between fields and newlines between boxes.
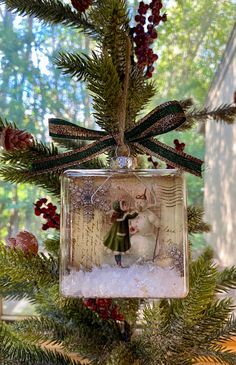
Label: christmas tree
xmin=0 ymin=0 xmax=236 ymax=364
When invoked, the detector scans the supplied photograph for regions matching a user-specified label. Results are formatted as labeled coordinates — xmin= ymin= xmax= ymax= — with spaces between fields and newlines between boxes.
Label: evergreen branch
xmin=0 ymin=321 xmax=80 ymax=365
xmin=186 ymin=104 xmax=236 ymax=125
xmin=0 ymin=0 xmax=93 ymax=33
xmin=90 ymin=0 xmax=130 ymax=77
xmin=194 ymin=346 xmax=236 ymax=365
xmin=44 ymin=236 xmax=60 ymax=256
xmin=127 ymin=68 xmax=156 ymax=126
xmin=0 ymin=276 xmax=36 ymax=301
xmin=215 ymin=315 xmax=236 ymax=344
xmin=12 ymin=316 xmax=71 ymax=348
xmin=176 ymin=102 xmax=236 ymax=131
xmin=54 ymin=52 xmax=92 ymax=81
xmin=0 ymin=141 xmax=61 ymax=197
xmin=187 ymin=205 xmax=211 ymax=234
xmin=0 ymin=165 xmax=61 ymax=197
xmin=184 ymin=298 xmax=234 ymax=347
xmin=0 ymin=243 xmax=58 ymax=288
xmin=31 ymin=288 xmax=122 ymax=361
xmin=86 ymin=53 xmax=122 ymax=132
xmin=0 ymin=141 xmax=59 ymax=167
xmin=216 ymin=266 xmax=236 ymax=293
xmin=181 ymin=255 xmax=218 ymax=322
xmin=140 ymin=252 xmax=219 ymax=365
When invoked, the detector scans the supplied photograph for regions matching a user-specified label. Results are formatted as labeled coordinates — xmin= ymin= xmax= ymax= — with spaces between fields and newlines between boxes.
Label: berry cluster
xmin=167 ymin=139 xmax=186 ymax=169
xmin=133 ymin=0 xmax=167 ymax=78
xmin=71 ymin=0 xmax=92 ymax=12
xmin=173 ymin=138 xmax=186 ymax=152
xmin=34 ymin=198 xmax=60 ymax=231
xmin=83 ymin=298 xmax=124 ymax=321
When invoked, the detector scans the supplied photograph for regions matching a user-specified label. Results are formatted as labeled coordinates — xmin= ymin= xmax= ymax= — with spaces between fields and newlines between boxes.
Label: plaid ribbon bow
xmin=30 ymin=100 xmax=203 ymax=176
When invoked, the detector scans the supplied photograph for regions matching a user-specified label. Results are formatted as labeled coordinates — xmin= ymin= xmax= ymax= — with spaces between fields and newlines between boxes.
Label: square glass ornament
xmin=60 ymin=166 xmax=188 ymax=298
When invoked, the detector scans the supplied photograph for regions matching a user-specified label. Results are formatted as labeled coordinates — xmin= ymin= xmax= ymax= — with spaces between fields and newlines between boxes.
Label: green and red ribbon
xmin=30 ymin=100 xmax=203 ymax=176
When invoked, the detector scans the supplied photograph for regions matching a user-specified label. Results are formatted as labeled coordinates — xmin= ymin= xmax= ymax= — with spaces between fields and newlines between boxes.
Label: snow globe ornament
xmin=60 ymin=156 xmax=188 ymax=298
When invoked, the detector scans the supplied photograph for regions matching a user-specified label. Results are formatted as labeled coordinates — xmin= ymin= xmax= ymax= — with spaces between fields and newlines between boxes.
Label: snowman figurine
xmin=129 ymin=189 xmax=160 ymax=263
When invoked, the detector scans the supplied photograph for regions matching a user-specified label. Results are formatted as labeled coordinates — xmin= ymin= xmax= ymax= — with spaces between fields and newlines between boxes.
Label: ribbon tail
xmin=134 ymin=138 xmax=203 ymax=177
xmin=49 ymin=118 xmax=106 ymax=140
xmin=30 ymin=136 xmax=115 ymax=175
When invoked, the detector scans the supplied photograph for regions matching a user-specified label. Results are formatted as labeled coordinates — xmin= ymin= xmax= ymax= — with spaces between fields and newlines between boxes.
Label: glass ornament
xmin=60 ymin=158 xmax=188 ymax=298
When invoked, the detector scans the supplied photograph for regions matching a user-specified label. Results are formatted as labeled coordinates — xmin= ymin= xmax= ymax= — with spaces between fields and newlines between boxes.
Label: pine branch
xmin=89 ymin=0 xmax=130 ymax=77
xmin=127 ymin=68 xmax=156 ymax=126
xmin=30 ymin=288 xmax=122 ymax=362
xmin=138 ymin=252 xmax=220 ymax=364
xmin=0 ymin=0 xmax=93 ymax=33
xmin=0 ymin=276 xmax=36 ymax=301
xmin=184 ymin=298 xmax=234 ymax=347
xmin=0 ymin=165 xmax=61 ymax=197
xmin=216 ymin=266 xmax=236 ymax=293
xmin=214 ymin=315 xmax=236 ymax=344
xmin=86 ymin=53 xmax=122 ymax=132
xmin=186 ymin=104 xmax=236 ymax=125
xmin=44 ymin=236 xmax=60 ymax=256
xmin=54 ymin=52 xmax=93 ymax=81
xmin=0 ymin=141 xmax=61 ymax=197
xmin=176 ymin=102 xmax=236 ymax=131
xmin=0 ymin=243 xmax=58 ymax=290
xmin=187 ymin=205 xmax=211 ymax=234
xmin=0 ymin=321 xmax=80 ymax=365
xmin=0 ymin=141 xmax=59 ymax=166
xmin=194 ymin=346 xmax=236 ymax=365
xmin=12 ymin=316 xmax=71 ymax=348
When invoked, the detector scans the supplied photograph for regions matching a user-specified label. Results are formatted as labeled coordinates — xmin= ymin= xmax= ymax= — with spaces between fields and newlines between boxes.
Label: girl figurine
xmin=103 ymin=200 xmax=138 ymax=267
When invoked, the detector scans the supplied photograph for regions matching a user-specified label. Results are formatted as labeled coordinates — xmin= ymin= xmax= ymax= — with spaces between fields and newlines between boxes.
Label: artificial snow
xmin=61 ymin=263 xmax=187 ymax=298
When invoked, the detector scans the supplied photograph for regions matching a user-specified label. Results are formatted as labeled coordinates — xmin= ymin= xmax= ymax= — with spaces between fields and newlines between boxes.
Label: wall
xmin=204 ymin=24 xmax=236 ymax=266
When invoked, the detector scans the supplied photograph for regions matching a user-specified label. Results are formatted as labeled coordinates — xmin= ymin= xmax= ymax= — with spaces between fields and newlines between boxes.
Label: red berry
xmin=35 ymin=201 xmax=43 ymax=208
xmin=139 ymin=16 xmax=146 ymax=25
xmin=34 ymin=208 xmax=41 ymax=216
xmin=42 ymin=224 xmax=49 ymax=231
xmin=54 ymin=215 xmax=60 ymax=223
xmin=161 ymin=13 xmax=167 ymax=22
xmin=146 ymin=71 xmax=153 ymax=78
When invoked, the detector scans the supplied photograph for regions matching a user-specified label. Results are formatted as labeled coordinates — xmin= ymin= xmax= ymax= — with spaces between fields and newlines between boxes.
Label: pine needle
xmin=187 ymin=205 xmax=211 ymax=234
xmin=0 ymin=0 xmax=93 ymax=33
xmin=187 ymin=104 xmax=236 ymax=124
xmin=177 ymin=102 xmax=236 ymax=131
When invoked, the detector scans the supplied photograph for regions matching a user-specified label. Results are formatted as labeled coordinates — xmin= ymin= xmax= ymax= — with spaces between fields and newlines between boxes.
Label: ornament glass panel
xmin=60 ymin=168 xmax=188 ymax=298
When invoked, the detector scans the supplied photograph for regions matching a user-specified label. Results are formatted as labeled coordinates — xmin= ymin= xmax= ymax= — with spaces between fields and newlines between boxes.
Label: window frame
xmin=0 ymin=298 xmax=31 ymax=321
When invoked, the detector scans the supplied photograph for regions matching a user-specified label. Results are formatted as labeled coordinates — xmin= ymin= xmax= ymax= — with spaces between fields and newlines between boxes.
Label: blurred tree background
xmin=0 ymin=0 xmax=235 ymax=247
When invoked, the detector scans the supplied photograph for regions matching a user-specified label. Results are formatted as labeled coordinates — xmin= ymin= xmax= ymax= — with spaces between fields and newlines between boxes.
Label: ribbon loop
xmin=31 ymin=101 xmax=203 ymax=177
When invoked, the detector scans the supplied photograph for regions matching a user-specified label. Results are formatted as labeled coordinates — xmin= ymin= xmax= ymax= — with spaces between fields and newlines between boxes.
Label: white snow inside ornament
xmin=60 ymin=157 xmax=188 ymax=298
